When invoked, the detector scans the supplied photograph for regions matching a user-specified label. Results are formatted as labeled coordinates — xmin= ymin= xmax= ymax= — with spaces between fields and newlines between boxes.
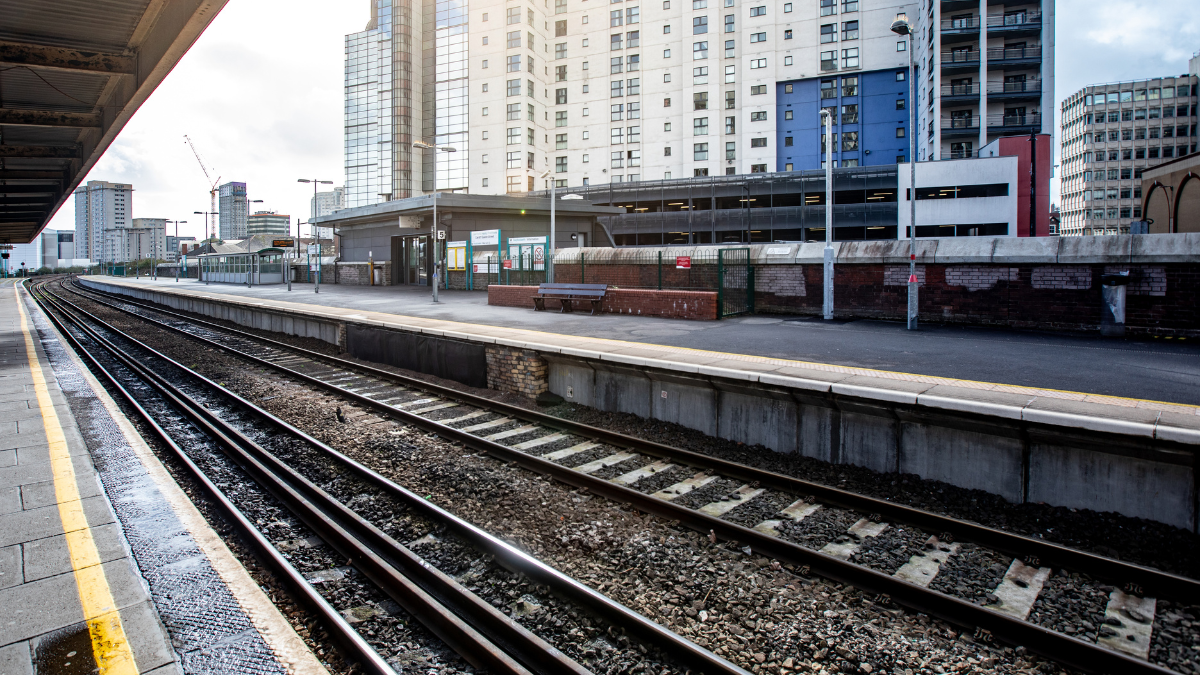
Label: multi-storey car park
xmin=1059 ymin=73 xmax=1200 ymax=236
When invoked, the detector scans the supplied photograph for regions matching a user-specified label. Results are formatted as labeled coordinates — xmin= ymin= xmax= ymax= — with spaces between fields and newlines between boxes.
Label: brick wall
xmin=754 ymin=263 xmax=1200 ymax=334
xmin=488 ymin=285 xmax=719 ymax=320
xmin=486 ymin=345 xmax=548 ymax=397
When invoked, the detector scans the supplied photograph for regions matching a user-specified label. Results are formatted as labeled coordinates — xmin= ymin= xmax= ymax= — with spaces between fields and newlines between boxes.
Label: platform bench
xmin=532 ymin=283 xmax=609 ymax=315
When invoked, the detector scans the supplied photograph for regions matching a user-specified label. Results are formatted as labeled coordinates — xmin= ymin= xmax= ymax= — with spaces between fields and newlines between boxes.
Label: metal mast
xmin=184 ymin=135 xmax=221 ymax=241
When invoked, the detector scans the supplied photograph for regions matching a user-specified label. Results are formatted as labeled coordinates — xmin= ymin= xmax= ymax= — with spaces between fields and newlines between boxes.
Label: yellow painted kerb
xmin=16 ymin=284 xmax=139 ymax=674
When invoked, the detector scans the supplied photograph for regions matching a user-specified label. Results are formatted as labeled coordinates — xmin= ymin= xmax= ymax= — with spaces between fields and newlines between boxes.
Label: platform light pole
xmin=298 ymin=178 xmax=333 ymax=293
xmin=412 ymin=140 xmax=458 ymax=303
xmin=539 ymin=169 xmax=557 ymax=282
xmin=821 ymin=108 xmax=834 ymax=320
xmin=166 ymin=220 xmax=186 ymax=281
xmin=892 ymin=11 xmax=919 ymax=330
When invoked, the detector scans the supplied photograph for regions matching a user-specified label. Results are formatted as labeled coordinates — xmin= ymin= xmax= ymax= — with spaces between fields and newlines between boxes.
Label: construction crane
xmin=184 ymin=135 xmax=221 ymax=241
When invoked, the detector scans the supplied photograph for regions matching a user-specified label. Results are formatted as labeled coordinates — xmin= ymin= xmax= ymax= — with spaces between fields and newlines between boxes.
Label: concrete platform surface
xmin=1 ymin=279 xmax=326 ymax=675
xmin=87 ymin=276 xmax=1200 ymax=413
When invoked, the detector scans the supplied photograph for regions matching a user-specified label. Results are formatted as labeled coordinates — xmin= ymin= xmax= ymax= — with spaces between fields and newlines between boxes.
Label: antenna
xmin=184 ymin=135 xmax=221 ymax=241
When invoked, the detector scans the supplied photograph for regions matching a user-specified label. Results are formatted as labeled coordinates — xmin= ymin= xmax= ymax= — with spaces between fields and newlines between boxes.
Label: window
xmin=627 ymin=30 xmax=640 ymax=46
xmin=556 ymin=88 xmax=568 ymax=105
xmin=612 ymin=103 xmax=625 ymax=120
xmin=821 ymin=0 xmax=835 ymax=15
xmin=508 ymin=79 xmax=522 ymax=96
xmin=725 ymin=141 xmax=736 ymax=159
xmin=612 ymin=33 xmax=623 ymax=49
xmin=507 ymin=151 xmax=521 ymax=167
xmin=528 ymin=56 xmax=536 ymax=72
xmin=843 ymin=0 xmax=857 ymax=11
xmin=842 ymin=48 xmax=859 ymax=69
xmin=750 ymin=5 xmax=765 ymax=16
xmin=695 ymin=168 xmax=709 ymax=176
xmin=612 ymin=56 xmax=624 ymax=73
xmin=556 ymin=65 xmax=567 ymax=81
xmin=841 ymin=104 xmax=857 ymax=123
xmin=627 ymin=149 xmax=641 ymax=166
xmin=483 ymin=12 xmax=489 ymax=21
xmin=896 ymin=70 xmax=905 ymax=81
xmin=693 ymin=66 xmax=708 ymax=84
xmin=482 ymin=153 xmax=489 ymax=164
xmin=784 ymin=2 xmax=792 ymax=11
xmin=1121 ymin=129 xmax=1132 ymax=141
xmin=751 ymin=84 xmax=766 ymax=95
xmin=664 ymin=146 xmax=673 ymax=156
xmin=724 ymin=65 xmax=735 ymax=83
xmin=665 ymin=97 xmax=671 ymax=106
xmin=610 ymin=152 xmax=623 ymax=168
xmin=694 ymin=41 xmax=709 ymax=58
xmin=842 ymin=76 xmax=858 ymax=96
xmin=725 ymin=116 xmax=736 ymax=133
xmin=751 ymin=111 xmax=767 ymax=121
xmin=556 ymin=134 xmax=568 ymax=149
xmin=784 ymin=109 xmax=793 ymax=120
xmin=556 ymin=43 xmax=567 ymax=59
xmin=612 ymin=9 xmax=623 ymax=26
xmin=664 ymin=24 xmax=672 ymax=33
xmin=665 ymin=122 xmax=672 ymax=131
xmin=556 ymin=156 xmax=568 ymax=173
xmin=612 ymin=80 xmax=624 ymax=96
xmin=627 ymin=6 xmax=640 ymax=23
xmin=482 ymin=83 xmax=489 ymax=92
xmin=482 ymin=59 xmax=489 ymax=69
xmin=507 ymin=103 xmax=521 ymax=120
xmin=694 ymin=117 xmax=709 ymax=135
xmin=528 ymin=128 xmax=535 ymax=145
xmin=508 ymin=54 xmax=521 ymax=71
xmin=529 ymin=32 xmax=536 ymax=51
xmin=628 ymin=77 xmax=640 ymax=94
xmin=528 ymin=8 xmax=535 ymax=25
xmin=508 ymin=7 xmax=521 ymax=24
xmin=725 ymin=39 xmax=736 ymax=57
xmin=725 ymin=90 xmax=735 ymax=108
xmin=842 ymin=20 xmax=858 ymax=40
xmin=841 ymin=131 xmax=858 ymax=150
xmin=694 ymin=16 xmax=708 ymax=33
xmin=749 ymin=32 xmax=766 ymax=43
xmin=693 ymin=0 xmax=707 ymax=6
xmin=694 ymin=143 xmax=709 ymax=160
xmin=664 ymin=48 xmax=671 ymax=57
xmin=508 ymin=31 xmax=522 ymax=48
xmin=628 ymin=101 xmax=641 ymax=118
xmin=483 ymin=106 xmax=490 ymax=116
xmin=821 ymin=24 xmax=836 ymax=43
xmin=528 ymin=79 xmax=535 ymax=97
xmin=751 ymin=137 xmax=767 ymax=147
xmin=897 ymin=41 xmax=906 ymax=51
xmin=556 ymin=0 xmax=568 ymax=15
xmin=556 ymin=111 xmax=568 ymax=127
xmin=750 ymin=58 xmax=766 ymax=69
xmin=628 ymin=126 xmax=641 ymax=142
xmin=694 ymin=92 xmax=709 ymax=109
xmin=612 ymin=127 xmax=624 ymax=143
xmin=751 ymin=164 xmax=767 ymax=173
xmin=821 ymin=51 xmax=836 ymax=71
xmin=896 ymin=127 xmax=905 ymax=137
xmin=628 ymin=54 xmax=640 ymax=70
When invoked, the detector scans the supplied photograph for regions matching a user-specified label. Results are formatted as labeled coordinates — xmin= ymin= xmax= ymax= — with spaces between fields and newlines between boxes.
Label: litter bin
xmin=373 ymin=267 xmax=383 ymax=285
xmin=1100 ymin=271 xmax=1130 ymax=337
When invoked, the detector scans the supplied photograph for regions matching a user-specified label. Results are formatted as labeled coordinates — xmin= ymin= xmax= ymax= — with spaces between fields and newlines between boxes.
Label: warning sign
xmin=676 ymin=256 xmax=691 ymax=269
xmin=503 ymin=259 xmax=513 ymax=269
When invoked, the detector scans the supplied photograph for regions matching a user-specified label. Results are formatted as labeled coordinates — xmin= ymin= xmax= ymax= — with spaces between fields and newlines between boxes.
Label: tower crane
xmin=184 ymin=135 xmax=221 ymax=241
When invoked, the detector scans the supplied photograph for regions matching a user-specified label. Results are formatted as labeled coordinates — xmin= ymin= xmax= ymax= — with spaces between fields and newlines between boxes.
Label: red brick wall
xmin=755 ymin=263 xmax=1200 ymax=335
xmin=488 ymin=285 xmax=718 ymax=320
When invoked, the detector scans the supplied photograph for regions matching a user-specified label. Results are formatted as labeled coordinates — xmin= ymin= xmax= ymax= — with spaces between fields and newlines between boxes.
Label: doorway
xmin=393 ymin=235 xmax=430 ymax=286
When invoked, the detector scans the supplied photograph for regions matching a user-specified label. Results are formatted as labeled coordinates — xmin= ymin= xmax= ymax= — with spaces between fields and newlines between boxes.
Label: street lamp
xmin=539 ymin=169 xmax=557 ymax=282
xmin=298 ymin=179 xmax=334 ymax=293
xmin=821 ymin=108 xmax=834 ymax=320
xmin=891 ymin=11 xmax=919 ymax=330
xmin=412 ymin=140 xmax=457 ymax=302
xmin=166 ymin=220 xmax=186 ymax=282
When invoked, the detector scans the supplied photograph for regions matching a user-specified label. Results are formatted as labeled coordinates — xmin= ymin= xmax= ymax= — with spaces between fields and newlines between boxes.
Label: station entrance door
xmin=392 ymin=235 xmax=430 ymax=285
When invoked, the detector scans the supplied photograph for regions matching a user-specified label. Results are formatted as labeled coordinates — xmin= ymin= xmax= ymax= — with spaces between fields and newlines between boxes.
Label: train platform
xmin=0 ymin=279 xmax=324 ymax=675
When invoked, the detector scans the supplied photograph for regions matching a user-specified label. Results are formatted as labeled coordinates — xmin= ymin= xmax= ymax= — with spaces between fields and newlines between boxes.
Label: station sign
xmin=272 ymin=238 xmax=295 ymax=248
xmin=676 ymin=256 xmax=691 ymax=269
xmin=437 ymin=230 xmax=446 ymax=240
xmin=307 ymin=244 xmax=320 ymax=255
xmin=471 ymin=229 xmax=500 ymax=246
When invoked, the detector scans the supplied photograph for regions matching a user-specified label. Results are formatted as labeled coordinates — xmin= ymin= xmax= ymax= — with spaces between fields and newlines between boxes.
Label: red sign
xmin=503 ymin=259 xmax=513 ymax=269
xmin=676 ymin=256 xmax=692 ymax=269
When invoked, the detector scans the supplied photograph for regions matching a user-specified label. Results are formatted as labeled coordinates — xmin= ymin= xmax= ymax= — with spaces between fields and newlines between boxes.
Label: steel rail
xmin=56 ymin=281 xmax=1181 ymax=675
xmin=68 ymin=279 xmax=1200 ymax=603
xmin=24 ymin=280 xmax=401 ymax=675
xmin=42 ymin=281 xmax=752 ymax=675
xmin=32 ymin=284 xmax=551 ymax=675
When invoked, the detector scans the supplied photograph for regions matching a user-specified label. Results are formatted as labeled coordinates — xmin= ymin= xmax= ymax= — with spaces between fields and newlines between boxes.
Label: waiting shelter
xmin=198 ymin=247 xmax=286 ymax=285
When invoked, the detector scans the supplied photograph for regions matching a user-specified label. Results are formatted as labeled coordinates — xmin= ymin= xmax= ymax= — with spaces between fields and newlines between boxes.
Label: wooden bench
xmin=532 ymin=283 xmax=609 ymax=315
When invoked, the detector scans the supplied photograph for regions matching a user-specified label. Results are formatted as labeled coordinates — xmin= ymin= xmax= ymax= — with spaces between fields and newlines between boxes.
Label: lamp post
xmin=298 ymin=179 xmax=334 ymax=293
xmin=412 ymin=140 xmax=458 ymax=302
xmin=166 ymin=219 xmax=186 ymax=282
xmin=539 ymin=169 xmax=557 ymax=282
xmin=891 ymin=11 xmax=919 ymax=330
xmin=821 ymin=108 xmax=834 ymax=320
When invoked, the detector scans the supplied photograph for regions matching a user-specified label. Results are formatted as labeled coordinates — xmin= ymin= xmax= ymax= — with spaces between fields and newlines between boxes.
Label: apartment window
xmin=694 ymin=16 xmax=708 ymax=33
xmin=528 ymin=79 xmax=535 ymax=97
xmin=507 ymin=103 xmax=521 ymax=120
xmin=628 ymin=101 xmax=641 ymax=118
xmin=612 ymin=127 xmax=624 ymax=143
xmin=842 ymin=48 xmax=859 ymax=69
xmin=508 ymin=31 xmax=522 ymax=48
xmin=1120 ymin=168 xmax=1132 ymax=180
xmin=627 ymin=78 xmax=640 ymax=94
xmin=694 ymin=66 xmax=709 ymax=84
xmin=784 ymin=136 xmax=794 ymax=147
xmin=556 ymin=0 xmax=568 ymax=15
xmin=841 ymin=131 xmax=858 ymax=150
xmin=694 ymin=41 xmax=709 ymax=58
xmin=724 ymin=65 xmax=735 ymax=83
xmin=665 ymin=147 xmax=672 ymax=156
xmin=528 ymin=56 xmax=536 ymax=73
xmin=556 ymin=88 xmax=568 ymax=105
xmin=750 ymin=6 xmax=765 ymax=16
xmin=694 ymin=143 xmax=709 ymax=160
xmin=896 ymin=70 xmax=905 ymax=81
xmin=693 ymin=0 xmax=707 ymax=6
xmin=555 ymin=156 xmax=568 ymax=173
xmin=784 ymin=2 xmax=792 ymax=11
xmin=841 ymin=76 xmax=858 ymax=96
xmin=821 ymin=51 xmax=836 ymax=71
xmin=725 ymin=91 xmax=736 ymax=108
xmin=507 ymin=151 xmax=521 ymax=167
xmin=508 ymin=7 xmax=521 ymax=24
xmin=612 ymin=80 xmax=624 ymax=96
xmin=751 ymin=137 xmax=767 ymax=147
xmin=695 ymin=168 xmax=709 ymax=176
xmin=482 ymin=177 xmax=489 ymax=187
xmin=627 ymin=30 xmax=640 ymax=47
xmin=555 ymin=65 xmax=567 ymax=81
xmin=725 ymin=116 xmax=736 ymax=133
xmin=556 ymin=134 xmax=568 ymax=149
xmin=612 ymin=103 xmax=625 ymax=120
xmin=612 ymin=33 xmax=623 ymax=49
xmin=1135 ymin=128 xmax=1145 ymax=140
xmin=784 ymin=110 xmax=793 ymax=120
xmin=841 ymin=104 xmax=858 ymax=123
xmin=529 ymin=32 xmax=536 ymax=51
xmin=821 ymin=24 xmax=836 ymax=43
xmin=843 ymin=0 xmax=858 ymax=11
xmin=751 ymin=111 xmax=767 ymax=121
xmin=612 ymin=56 xmax=624 ymax=73
xmin=694 ymin=92 xmax=709 ymax=110
xmin=842 ymin=21 xmax=859 ymax=40
xmin=528 ymin=8 xmax=534 ymax=25
xmin=508 ymin=55 xmax=522 ymax=72
xmin=725 ymin=40 xmax=736 ymax=57
xmin=628 ymin=54 xmax=640 ymax=70
xmin=750 ymin=58 xmax=766 ymax=69
xmin=556 ymin=43 xmax=567 ymax=59
xmin=627 ymin=149 xmax=642 ymax=166
xmin=611 ymin=151 xmax=624 ymax=168
xmin=664 ymin=24 xmax=672 ymax=33
xmin=508 ymin=79 xmax=522 ymax=97
xmin=725 ymin=15 xmax=735 ymax=32
xmin=483 ymin=12 xmax=489 ymax=21
xmin=555 ymin=111 xmax=568 ymax=127
xmin=664 ymin=48 xmax=671 ymax=57
xmin=627 ymin=6 xmax=640 ymax=23
xmin=725 ymin=141 xmax=736 ymax=159
xmin=628 ymin=126 xmax=641 ymax=142
xmin=896 ymin=127 xmax=905 ymax=137
xmin=1122 ymin=110 xmax=1133 ymax=121
xmin=528 ymin=128 xmax=535 ymax=145
xmin=665 ymin=96 xmax=671 ymax=106
xmin=749 ymin=32 xmax=767 ymax=44
xmin=612 ymin=9 xmax=623 ymax=26
xmin=482 ymin=59 xmax=489 ymax=69
xmin=482 ymin=83 xmax=489 ymax=93
xmin=694 ymin=117 xmax=709 ymax=135
xmin=751 ymin=84 xmax=766 ymax=95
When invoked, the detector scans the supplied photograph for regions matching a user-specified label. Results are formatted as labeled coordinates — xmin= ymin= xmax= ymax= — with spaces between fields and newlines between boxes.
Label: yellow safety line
xmin=15 ymin=284 xmax=139 ymax=674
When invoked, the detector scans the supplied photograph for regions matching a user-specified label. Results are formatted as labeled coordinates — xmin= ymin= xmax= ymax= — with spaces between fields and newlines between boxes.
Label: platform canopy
xmin=0 ymin=0 xmax=230 ymax=243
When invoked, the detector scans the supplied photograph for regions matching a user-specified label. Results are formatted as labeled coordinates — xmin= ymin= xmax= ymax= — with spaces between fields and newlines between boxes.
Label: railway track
xmin=31 ymin=278 xmax=751 ymax=675
xmin=57 ymin=278 xmax=1200 ymax=674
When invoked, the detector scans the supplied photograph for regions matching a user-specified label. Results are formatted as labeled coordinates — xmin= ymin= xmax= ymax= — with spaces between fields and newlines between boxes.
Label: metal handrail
xmin=941 ymin=115 xmax=980 ymax=129
xmin=986 ymin=46 xmax=1042 ymax=61
xmin=987 ymin=113 xmax=1042 ymax=127
xmin=986 ymin=11 xmax=1042 ymax=27
xmin=940 ymin=16 xmax=980 ymax=30
xmin=941 ymin=49 xmax=980 ymax=63
xmin=941 ymin=83 xmax=981 ymax=96
xmin=987 ymin=79 xmax=1042 ymax=94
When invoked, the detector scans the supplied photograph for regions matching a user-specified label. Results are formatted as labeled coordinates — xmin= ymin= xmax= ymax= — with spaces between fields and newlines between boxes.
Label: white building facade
xmin=1058 ymin=72 xmax=1199 ymax=236
xmin=103 ymin=218 xmax=167 ymax=262
xmin=73 ymin=180 xmax=132 ymax=262
xmin=218 ymin=182 xmax=249 ymax=240
xmin=312 ymin=187 xmax=347 ymax=218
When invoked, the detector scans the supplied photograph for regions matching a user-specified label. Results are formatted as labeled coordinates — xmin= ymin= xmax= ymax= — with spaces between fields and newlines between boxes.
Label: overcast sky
xmin=45 ymin=0 xmax=1200 ymax=236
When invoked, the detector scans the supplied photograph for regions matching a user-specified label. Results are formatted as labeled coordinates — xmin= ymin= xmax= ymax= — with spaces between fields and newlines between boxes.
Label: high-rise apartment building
xmin=218 ymin=181 xmax=249 ymax=239
xmin=312 ymin=187 xmax=347 ymax=218
xmin=247 ymin=212 xmax=292 ymax=236
xmin=165 ymin=236 xmax=197 ymax=261
xmin=913 ymin=0 xmax=1053 ymax=162
xmin=344 ymin=0 xmax=1051 ymax=200
xmin=1059 ymin=68 xmax=1199 ymax=236
xmin=73 ymin=181 xmax=132 ymax=262
xmin=104 ymin=218 xmax=167 ymax=262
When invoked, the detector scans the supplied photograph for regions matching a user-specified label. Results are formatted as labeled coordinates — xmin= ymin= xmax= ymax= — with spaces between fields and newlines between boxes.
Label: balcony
xmin=986 ymin=11 xmax=1042 ymax=37
xmin=940 ymin=16 xmax=980 ymax=44
xmin=941 ymin=49 xmax=980 ymax=73
xmin=986 ymin=45 xmax=1041 ymax=69
xmin=986 ymin=78 xmax=1041 ymax=100
xmin=941 ymin=115 xmax=980 ymax=137
xmin=987 ymin=112 xmax=1041 ymax=133
xmin=941 ymin=83 xmax=981 ymax=102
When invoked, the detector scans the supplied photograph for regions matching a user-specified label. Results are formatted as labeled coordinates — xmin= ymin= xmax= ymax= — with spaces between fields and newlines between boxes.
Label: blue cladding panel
xmin=776 ymin=68 xmax=910 ymax=171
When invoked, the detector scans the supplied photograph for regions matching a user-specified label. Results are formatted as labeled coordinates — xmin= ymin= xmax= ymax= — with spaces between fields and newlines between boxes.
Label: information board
xmin=471 ymin=229 xmax=501 ymax=246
